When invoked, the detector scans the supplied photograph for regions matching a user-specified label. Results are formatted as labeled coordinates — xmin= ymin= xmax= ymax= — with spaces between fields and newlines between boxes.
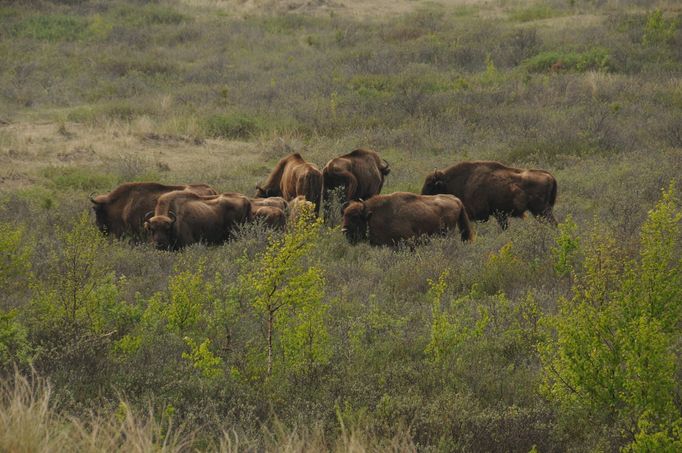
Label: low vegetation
xmin=1 ymin=0 xmax=681 ymax=450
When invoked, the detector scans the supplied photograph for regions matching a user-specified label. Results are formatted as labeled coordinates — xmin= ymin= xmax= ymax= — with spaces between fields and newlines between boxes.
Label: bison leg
xmin=494 ymin=212 xmax=509 ymax=230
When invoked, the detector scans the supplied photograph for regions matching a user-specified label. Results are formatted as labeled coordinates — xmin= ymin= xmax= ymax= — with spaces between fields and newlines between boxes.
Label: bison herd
xmin=89 ymin=147 xmax=558 ymax=250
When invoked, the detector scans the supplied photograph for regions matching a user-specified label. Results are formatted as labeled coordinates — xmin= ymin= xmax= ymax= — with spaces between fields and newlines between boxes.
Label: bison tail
xmin=458 ymin=209 xmax=475 ymax=242
xmin=549 ymin=177 xmax=558 ymax=207
xmin=303 ymin=171 xmax=322 ymax=214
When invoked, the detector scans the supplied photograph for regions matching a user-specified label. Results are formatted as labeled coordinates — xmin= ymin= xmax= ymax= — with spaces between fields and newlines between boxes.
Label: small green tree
xmin=540 ymin=183 xmax=682 ymax=449
xmin=0 ymin=222 xmax=33 ymax=299
xmin=240 ymin=203 xmax=328 ymax=377
xmin=30 ymin=212 xmax=123 ymax=333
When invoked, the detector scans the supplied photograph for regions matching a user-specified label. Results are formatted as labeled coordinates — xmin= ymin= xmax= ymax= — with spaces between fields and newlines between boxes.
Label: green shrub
xmin=642 ymin=9 xmax=678 ymax=46
xmin=201 ymin=114 xmax=262 ymax=139
xmin=540 ymin=183 xmax=682 ymax=450
xmin=13 ymin=15 xmax=88 ymax=41
xmin=523 ymin=47 xmax=612 ymax=72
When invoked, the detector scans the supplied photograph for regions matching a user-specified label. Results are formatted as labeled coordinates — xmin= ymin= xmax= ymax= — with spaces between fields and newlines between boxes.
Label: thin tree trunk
xmin=267 ymin=309 xmax=273 ymax=376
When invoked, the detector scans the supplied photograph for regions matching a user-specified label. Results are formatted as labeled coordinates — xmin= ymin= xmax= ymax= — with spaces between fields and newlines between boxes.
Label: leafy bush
xmin=523 ymin=47 xmax=612 ymax=72
xmin=540 ymin=183 xmax=682 ymax=450
xmin=509 ymin=3 xmax=558 ymax=22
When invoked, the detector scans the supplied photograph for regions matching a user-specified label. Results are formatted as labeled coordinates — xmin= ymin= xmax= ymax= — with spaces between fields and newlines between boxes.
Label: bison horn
xmin=89 ymin=192 xmax=98 ymax=203
xmin=168 ymin=210 xmax=177 ymax=224
xmin=144 ymin=211 xmax=154 ymax=221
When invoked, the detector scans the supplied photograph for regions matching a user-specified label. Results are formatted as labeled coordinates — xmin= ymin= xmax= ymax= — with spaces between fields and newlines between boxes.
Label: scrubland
xmin=0 ymin=0 xmax=681 ymax=451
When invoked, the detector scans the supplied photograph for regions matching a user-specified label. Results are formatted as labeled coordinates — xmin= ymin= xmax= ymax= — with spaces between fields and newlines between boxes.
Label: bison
xmin=144 ymin=191 xmax=252 ymax=250
xmin=421 ymin=161 xmax=557 ymax=229
xmin=322 ymin=148 xmax=390 ymax=210
xmin=89 ymin=182 xmax=217 ymax=240
xmin=341 ymin=192 xmax=473 ymax=246
xmin=255 ymin=153 xmax=322 ymax=213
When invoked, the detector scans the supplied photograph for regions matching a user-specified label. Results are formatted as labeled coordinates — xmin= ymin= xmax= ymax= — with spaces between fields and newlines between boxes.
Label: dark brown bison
xmin=144 ymin=191 xmax=252 ymax=250
xmin=341 ymin=192 xmax=473 ymax=246
xmin=421 ymin=161 xmax=557 ymax=229
xmin=89 ymin=182 xmax=217 ymax=240
xmin=322 ymin=148 xmax=390 ymax=209
xmin=255 ymin=153 xmax=322 ymax=213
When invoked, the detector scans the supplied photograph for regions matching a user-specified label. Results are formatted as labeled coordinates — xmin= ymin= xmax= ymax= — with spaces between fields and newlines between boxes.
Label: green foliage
xmin=13 ymin=15 xmax=88 ymax=41
xmin=540 ymin=183 xmax=682 ymax=449
xmin=509 ymin=3 xmax=557 ymax=22
xmin=523 ymin=48 xmax=611 ymax=73
xmin=202 ymin=114 xmax=262 ymax=139
xmin=426 ymin=272 xmax=488 ymax=365
xmin=0 ymin=309 xmax=30 ymax=366
xmin=552 ymin=215 xmax=580 ymax=277
xmin=41 ymin=167 xmax=117 ymax=191
xmin=182 ymin=337 xmax=223 ymax=379
xmin=30 ymin=212 xmax=125 ymax=333
xmin=112 ymin=4 xmax=187 ymax=27
xmin=240 ymin=202 xmax=328 ymax=377
xmin=165 ymin=261 xmax=214 ymax=336
xmin=642 ymin=9 xmax=678 ymax=46
xmin=0 ymin=223 xmax=32 ymax=296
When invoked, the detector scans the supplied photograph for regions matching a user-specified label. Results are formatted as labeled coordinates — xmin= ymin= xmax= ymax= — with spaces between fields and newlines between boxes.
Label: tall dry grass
xmin=0 ymin=371 xmax=418 ymax=452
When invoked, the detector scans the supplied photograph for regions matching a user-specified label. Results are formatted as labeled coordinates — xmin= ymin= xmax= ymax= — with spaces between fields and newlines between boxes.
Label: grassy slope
xmin=0 ymin=0 xmax=681 ymax=451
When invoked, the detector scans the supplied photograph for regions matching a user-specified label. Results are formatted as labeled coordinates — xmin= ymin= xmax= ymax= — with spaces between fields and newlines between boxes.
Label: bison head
xmin=255 ymin=185 xmax=277 ymax=198
xmin=144 ymin=211 xmax=176 ymax=250
xmin=341 ymin=201 xmax=370 ymax=244
xmin=421 ymin=170 xmax=446 ymax=195
xmin=89 ymin=192 xmax=109 ymax=234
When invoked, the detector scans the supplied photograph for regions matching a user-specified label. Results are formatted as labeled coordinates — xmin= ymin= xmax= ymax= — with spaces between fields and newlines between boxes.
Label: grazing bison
xmin=250 ymin=197 xmax=287 ymax=229
xmin=89 ymin=182 xmax=217 ymax=240
xmin=322 ymin=148 xmax=390 ymax=209
xmin=144 ymin=191 xmax=252 ymax=250
xmin=251 ymin=205 xmax=286 ymax=229
xmin=421 ymin=161 xmax=557 ymax=229
xmin=255 ymin=153 xmax=322 ymax=213
xmin=341 ymin=192 xmax=473 ymax=246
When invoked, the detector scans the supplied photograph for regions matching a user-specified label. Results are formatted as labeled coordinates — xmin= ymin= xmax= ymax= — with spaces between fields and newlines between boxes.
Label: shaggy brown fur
xmin=322 ymin=148 xmax=390 ymax=209
xmin=144 ymin=191 xmax=252 ymax=250
xmin=342 ymin=192 xmax=473 ymax=246
xmin=255 ymin=153 xmax=322 ymax=213
xmin=89 ymin=182 xmax=217 ymax=241
xmin=421 ymin=161 xmax=557 ymax=229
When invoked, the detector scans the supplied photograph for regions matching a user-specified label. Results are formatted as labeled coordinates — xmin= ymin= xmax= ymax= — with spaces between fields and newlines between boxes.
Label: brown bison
xmin=89 ymin=182 xmax=217 ymax=240
xmin=322 ymin=148 xmax=390 ymax=208
xmin=251 ymin=206 xmax=286 ymax=229
xmin=421 ymin=161 xmax=557 ymax=229
xmin=342 ymin=192 xmax=473 ymax=246
xmin=144 ymin=191 xmax=252 ymax=250
xmin=255 ymin=153 xmax=322 ymax=213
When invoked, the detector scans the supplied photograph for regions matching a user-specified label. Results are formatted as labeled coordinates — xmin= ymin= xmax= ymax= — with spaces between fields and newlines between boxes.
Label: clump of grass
xmin=41 ymin=167 xmax=117 ymax=191
xmin=13 ymin=14 xmax=88 ymax=41
xmin=202 ymin=114 xmax=262 ymax=139
xmin=523 ymin=47 xmax=612 ymax=72
xmin=509 ymin=3 xmax=558 ymax=22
